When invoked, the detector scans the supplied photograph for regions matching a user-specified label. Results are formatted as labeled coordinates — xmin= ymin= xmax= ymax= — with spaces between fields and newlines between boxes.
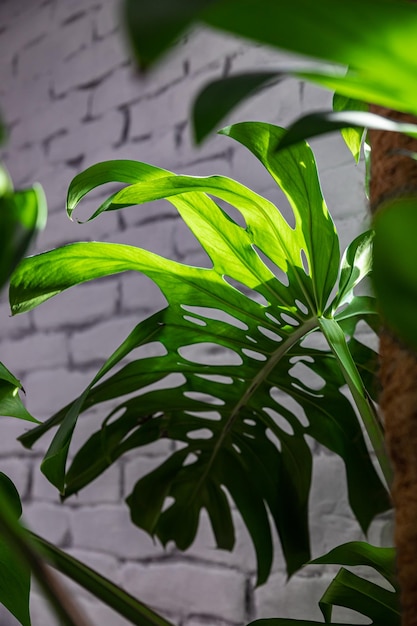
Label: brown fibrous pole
xmin=369 ymin=105 xmax=417 ymax=626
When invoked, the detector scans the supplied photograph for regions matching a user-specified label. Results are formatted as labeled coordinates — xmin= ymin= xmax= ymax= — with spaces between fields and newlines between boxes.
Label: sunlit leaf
xmin=12 ymin=122 xmax=390 ymax=583
xmin=333 ymin=94 xmax=368 ymax=162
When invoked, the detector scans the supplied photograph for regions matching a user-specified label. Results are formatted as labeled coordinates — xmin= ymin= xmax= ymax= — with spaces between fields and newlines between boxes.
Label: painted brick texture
xmin=0 ymin=1 xmax=383 ymax=625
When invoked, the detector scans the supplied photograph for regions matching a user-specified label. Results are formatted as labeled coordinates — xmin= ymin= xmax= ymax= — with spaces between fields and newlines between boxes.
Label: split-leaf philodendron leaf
xmin=247 ymin=541 xmax=399 ymax=626
xmin=10 ymin=122 xmax=390 ymax=583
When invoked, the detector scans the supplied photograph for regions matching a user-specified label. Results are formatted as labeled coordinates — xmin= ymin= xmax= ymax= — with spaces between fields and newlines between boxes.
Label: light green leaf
xmin=333 ymin=94 xmax=367 ymax=163
xmin=373 ymin=197 xmax=417 ymax=351
xmin=0 ymin=183 xmax=47 ymax=293
xmin=12 ymin=122 xmax=390 ymax=583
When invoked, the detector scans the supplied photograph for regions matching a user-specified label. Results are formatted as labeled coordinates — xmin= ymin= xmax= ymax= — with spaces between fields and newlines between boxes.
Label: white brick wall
xmin=0 ymin=1 xmax=382 ymax=625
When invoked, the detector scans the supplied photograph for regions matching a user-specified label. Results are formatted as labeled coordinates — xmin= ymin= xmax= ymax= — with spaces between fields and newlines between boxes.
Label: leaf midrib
xmin=189 ymin=316 xmax=319 ymax=502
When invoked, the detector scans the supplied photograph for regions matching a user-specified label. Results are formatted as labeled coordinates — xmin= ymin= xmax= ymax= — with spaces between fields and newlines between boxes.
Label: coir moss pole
xmin=369 ymin=105 xmax=417 ymax=626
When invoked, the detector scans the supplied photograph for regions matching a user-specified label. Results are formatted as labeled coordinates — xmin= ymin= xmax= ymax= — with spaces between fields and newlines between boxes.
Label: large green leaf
xmin=373 ymin=197 xmax=417 ymax=351
xmin=0 ymin=473 xmax=31 ymax=626
xmin=11 ymin=122 xmax=390 ymax=583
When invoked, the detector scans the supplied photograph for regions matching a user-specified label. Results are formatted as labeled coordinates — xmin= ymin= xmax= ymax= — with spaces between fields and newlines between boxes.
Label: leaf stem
xmin=319 ymin=317 xmax=393 ymax=491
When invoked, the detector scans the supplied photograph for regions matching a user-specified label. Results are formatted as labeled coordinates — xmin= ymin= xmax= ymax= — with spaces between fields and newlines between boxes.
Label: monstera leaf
xmin=248 ymin=541 xmax=399 ymax=626
xmin=10 ymin=122 xmax=390 ymax=583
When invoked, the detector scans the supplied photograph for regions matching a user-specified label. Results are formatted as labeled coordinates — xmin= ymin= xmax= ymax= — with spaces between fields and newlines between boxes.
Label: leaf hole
xmin=263 ymin=407 xmax=294 ymax=435
xmin=194 ymin=374 xmax=234 ymax=385
xmin=246 ymin=335 xmax=258 ymax=344
xmin=183 ymin=315 xmax=207 ymax=327
xmin=178 ymin=343 xmax=243 ymax=366
xmin=264 ymin=311 xmax=280 ymax=325
xmin=187 ymin=428 xmax=213 ymax=440
xmin=300 ymin=249 xmax=310 ymax=275
xmin=241 ymin=348 xmax=267 ymax=361
xmin=162 ymin=496 xmax=175 ymax=512
xmin=130 ymin=341 xmax=168 ymax=359
xmin=280 ymin=313 xmax=300 ymax=326
xmin=183 ymin=391 xmax=225 ymax=405
xmin=223 ymin=276 xmax=269 ymax=306
xmin=183 ymin=453 xmax=199 ymax=467
xmin=232 ymin=443 xmax=242 ymax=454
xmin=289 ymin=362 xmax=326 ymax=391
xmin=184 ymin=410 xmax=222 ymax=421
xmin=258 ymin=326 xmax=282 ymax=342
xmin=253 ymin=245 xmax=289 ymax=286
xmin=181 ymin=305 xmax=248 ymax=330
xmin=295 ymin=299 xmax=309 ymax=315
xmin=243 ymin=418 xmax=256 ymax=426
xmin=269 ymin=387 xmax=310 ymax=428
xmin=265 ymin=428 xmax=282 ymax=452
xmin=300 ymin=332 xmax=328 ymax=351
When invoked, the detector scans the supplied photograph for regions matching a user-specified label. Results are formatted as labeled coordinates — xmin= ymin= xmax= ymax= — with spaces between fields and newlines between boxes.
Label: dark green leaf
xmin=319 ymin=568 xmax=400 ymax=624
xmin=312 ymin=541 xmax=398 ymax=591
xmin=0 ymin=474 xmax=30 ymax=626
xmin=193 ymin=72 xmax=278 ymax=143
xmin=373 ymin=197 xmax=417 ymax=351
xmin=123 ymin=0 xmax=216 ymax=70
xmin=277 ymin=111 xmax=417 ymax=152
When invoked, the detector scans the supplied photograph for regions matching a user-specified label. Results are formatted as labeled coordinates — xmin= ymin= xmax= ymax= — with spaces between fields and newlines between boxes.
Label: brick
xmin=32 ymin=279 xmax=119 ymax=331
xmin=123 ymin=455 xmax=168 ymax=497
xmin=34 ymin=203 xmax=120 ymax=251
xmin=53 ymin=31 xmax=128 ymax=94
xmin=69 ymin=314 xmax=139 ymax=364
xmin=47 ymin=109 xmax=125 ymax=163
xmin=32 ymin=455 xmax=121 ymax=505
xmin=9 ymin=90 xmax=89 ymax=148
xmin=106 ymin=219 xmax=178 ymax=259
xmin=0 ymin=457 xmax=31 ymax=497
xmin=22 ymin=366 xmax=91 ymax=418
xmin=93 ymin=3 xmax=119 ymax=39
xmin=23 ymin=502 xmax=70 ymax=545
xmin=0 ymin=419 xmax=30 ymax=455
xmin=120 ymin=561 xmax=247 ymax=622
xmin=70 ymin=504 xmax=167 ymax=559
xmin=0 ymin=331 xmax=67 ymax=374
xmin=186 ymin=28 xmax=245 ymax=74
xmin=256 ymin=569 xmax=382 ymax=623
xmin=0 ymin=300 xmax=33 ymax=340
xmin=120 ymin=268 xmax=165 ymax=313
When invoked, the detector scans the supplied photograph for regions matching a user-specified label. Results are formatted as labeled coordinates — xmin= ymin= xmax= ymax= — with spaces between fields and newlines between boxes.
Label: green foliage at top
xmin=123 ymin=0 xmax=417 ymax=142
xmin=10 ymin=122 xmax=390 ymax=584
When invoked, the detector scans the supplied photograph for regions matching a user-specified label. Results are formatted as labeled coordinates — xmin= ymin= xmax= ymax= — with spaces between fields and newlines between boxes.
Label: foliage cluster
xmin=1 ymin=0 xmax=417 ymax=624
